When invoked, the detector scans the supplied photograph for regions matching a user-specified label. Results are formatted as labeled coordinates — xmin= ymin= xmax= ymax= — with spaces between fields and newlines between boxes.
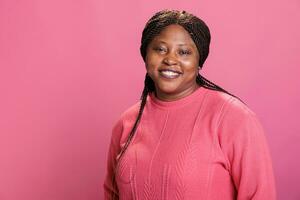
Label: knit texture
xmin=104 ymin=87 xmax=276 ymax=200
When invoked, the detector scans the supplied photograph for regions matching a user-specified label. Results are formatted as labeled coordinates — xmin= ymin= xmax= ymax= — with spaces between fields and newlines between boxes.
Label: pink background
xmin=0 ymin=0 xmax=299 ymax=199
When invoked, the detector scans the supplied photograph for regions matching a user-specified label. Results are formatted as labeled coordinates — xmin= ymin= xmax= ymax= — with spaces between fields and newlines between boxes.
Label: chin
xmin=156 ymin=84 xmax=180 ymax=95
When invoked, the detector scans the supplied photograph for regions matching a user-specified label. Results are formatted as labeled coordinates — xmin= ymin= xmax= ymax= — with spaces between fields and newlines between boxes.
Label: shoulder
xmin=217 ymin=94 xmax=256 ymax=127
xmin=205 ymin=88 xmax=255 ymax=119
xmin=119 ymin=101 xmax=141 ymax=123
xmin=110 ymin=101 xmax=141 ymax=140
xmin=200 ymin=88 xmax=251 ymax=120
xmin=113 ymin=100 xmax=141 ymax=128
xmin=209 ymin=90 xmax=265 ymax=144
xmin=201 ymin=88 xmax=260 ymax=134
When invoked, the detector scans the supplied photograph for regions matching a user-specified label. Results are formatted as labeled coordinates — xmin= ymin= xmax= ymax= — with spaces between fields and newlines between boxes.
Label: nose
xmin=163 ymin=53 xmax=178 ymax=65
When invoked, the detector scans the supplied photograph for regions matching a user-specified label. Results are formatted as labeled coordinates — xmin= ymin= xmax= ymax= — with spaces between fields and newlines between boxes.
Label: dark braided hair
xmin=110 ymin=9 xmax=244 ymax=199
xmin=140 ymin=10 xmax=210 ymax=69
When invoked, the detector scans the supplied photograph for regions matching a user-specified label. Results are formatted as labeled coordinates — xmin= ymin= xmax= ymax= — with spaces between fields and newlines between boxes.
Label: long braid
xmin=196 ymin=73 xmax=245 ymax=104
xmin=110 ymin=74 xmax=153 ymax=199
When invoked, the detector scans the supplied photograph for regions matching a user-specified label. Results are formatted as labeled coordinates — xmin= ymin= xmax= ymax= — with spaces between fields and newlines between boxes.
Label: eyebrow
xmin=155 ymin=40 xmax=190 ymax=47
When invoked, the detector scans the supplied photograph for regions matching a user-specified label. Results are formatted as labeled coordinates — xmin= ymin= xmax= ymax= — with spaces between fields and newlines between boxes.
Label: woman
xmin=104 ymin=9 xmax=276 ymax=200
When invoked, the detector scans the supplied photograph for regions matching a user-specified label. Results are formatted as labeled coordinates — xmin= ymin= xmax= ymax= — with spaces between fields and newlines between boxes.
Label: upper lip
xmin=158 ymin=68 xmax=183 ymax=74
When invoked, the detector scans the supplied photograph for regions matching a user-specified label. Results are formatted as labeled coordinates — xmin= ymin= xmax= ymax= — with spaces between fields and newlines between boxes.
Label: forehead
xmin=151 ymin=24 xmax=196 ymax=46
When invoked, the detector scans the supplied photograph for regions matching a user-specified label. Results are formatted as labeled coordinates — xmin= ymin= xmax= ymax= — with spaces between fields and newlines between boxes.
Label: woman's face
xmin=145 ymin=24 xmax=200 ymax=101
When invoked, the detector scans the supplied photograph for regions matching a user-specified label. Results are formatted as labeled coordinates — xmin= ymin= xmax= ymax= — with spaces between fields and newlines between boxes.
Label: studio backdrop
xmin=0 ymin=0 xmax=299 ymax=199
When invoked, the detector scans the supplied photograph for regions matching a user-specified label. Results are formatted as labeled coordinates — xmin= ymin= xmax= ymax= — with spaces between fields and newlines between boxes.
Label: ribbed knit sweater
xmin=104 ymin=86 xmax=276 ymax=199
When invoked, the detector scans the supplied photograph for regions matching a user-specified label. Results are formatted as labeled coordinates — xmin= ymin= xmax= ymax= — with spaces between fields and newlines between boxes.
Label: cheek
xmin=182 ymin=59 xmax=199 ymax=73
xmin=145 ymin=54 xmax=160 ymax=71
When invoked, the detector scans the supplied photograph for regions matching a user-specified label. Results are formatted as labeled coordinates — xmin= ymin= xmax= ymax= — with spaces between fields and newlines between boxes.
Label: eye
xmin=178 ymin=49 xmax=192 ymax=56
xmin=154 ymin=46 xmax=167 ymax=53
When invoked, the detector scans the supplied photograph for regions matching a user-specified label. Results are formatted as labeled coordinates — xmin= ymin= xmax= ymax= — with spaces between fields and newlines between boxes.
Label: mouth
xmin=158 ymin=69 xmax=182 ymax=79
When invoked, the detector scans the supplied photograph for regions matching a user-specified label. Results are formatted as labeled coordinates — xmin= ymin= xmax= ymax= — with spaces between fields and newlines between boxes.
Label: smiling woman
xmin=145 ymin=24 xmax=200 ymax=101
xmin=104 ymin=9 xmax=276 ymax=200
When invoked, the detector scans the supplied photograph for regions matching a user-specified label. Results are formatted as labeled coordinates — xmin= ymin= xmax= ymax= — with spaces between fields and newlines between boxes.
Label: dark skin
xmin=145 ymin=24 xmax=200 ymax=101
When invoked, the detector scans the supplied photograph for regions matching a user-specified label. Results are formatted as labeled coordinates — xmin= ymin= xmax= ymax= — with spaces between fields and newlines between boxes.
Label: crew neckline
xmin=149 ymin=86 xmax=208 ymax=109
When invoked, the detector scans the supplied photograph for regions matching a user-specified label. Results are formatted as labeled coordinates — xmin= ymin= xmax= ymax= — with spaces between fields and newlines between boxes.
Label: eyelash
xmin=154 ymin=47 xmax=166 ymax=52
xmin=154 ymin=47 xmax=191 ymax=55
xmin=179 ymin=50 xmax=191 ymax=55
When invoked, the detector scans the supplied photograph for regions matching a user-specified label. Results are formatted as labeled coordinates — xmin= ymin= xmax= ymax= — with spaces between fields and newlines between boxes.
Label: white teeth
xmin=161 ymin=71 xmax=179 ymax=76
xmin=160 ymin=70 xmax=181 ymax=78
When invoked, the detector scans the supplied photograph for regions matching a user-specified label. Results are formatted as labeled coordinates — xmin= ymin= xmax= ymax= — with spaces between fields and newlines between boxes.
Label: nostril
xmin=163 ymin=57 xmax=177 ymax=65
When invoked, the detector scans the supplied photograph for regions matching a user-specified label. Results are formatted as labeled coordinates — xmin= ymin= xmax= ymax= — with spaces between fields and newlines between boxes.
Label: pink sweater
xmin=104 ymin=87 xmax=276 ymax=200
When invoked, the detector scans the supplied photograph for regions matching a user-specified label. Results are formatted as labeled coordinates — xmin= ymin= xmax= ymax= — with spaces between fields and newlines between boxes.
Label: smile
xmin=159 ymin=69 xmax=182 ymax=79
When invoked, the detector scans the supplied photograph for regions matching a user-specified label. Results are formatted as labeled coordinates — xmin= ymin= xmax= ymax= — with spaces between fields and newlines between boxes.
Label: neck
xmin=155 ymin=84 xmax=200 ymax=102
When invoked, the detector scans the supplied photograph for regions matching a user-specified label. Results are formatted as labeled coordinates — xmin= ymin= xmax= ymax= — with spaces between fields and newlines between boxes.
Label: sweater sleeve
xmin=103 ymin=118 xmax=123 ymax=200
xmin=217 ymin=98 xmax=276 ymax=200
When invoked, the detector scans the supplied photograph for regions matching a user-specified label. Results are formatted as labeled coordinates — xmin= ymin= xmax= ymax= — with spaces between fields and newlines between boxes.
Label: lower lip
xmin=159 ymin=71 xmax=181 ymax=79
